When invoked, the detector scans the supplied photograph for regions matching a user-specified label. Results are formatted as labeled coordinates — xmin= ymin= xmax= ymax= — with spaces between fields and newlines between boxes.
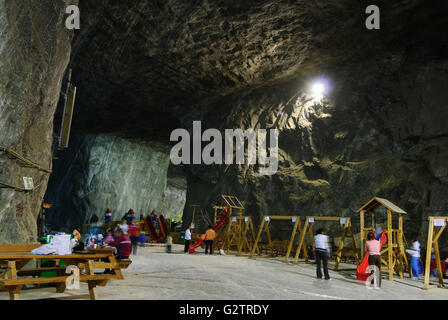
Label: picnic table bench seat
xmin=0 ymin=244 xmax=129 ymax=300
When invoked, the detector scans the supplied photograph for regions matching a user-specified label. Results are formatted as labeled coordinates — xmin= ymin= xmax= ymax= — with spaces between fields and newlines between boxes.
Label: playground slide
xmin=356 ymin=232 xmax=387 ymax=281
xmin=157 ymin=215 xmax=169 ymax=239
xmin=188 ymin=214 xmax=229 ymax=254
xmin=144 ymin=215 xmax=160 ymax=241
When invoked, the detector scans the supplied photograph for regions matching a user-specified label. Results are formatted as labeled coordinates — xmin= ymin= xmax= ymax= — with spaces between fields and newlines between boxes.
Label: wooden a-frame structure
xmin=213 ymin=195 xmax=244 ymax=224
xmin=423 ymin=216 xmax=448 ymax=290
xmin=221 ymin=215 xmax=259 ymax=256
xmin=358 ymin=197 xmax=410 ymax=281
xmin=291 ymin=216 xmax=360 ymax=270
xmin=250 ymin=216 xmax=308 ymax=263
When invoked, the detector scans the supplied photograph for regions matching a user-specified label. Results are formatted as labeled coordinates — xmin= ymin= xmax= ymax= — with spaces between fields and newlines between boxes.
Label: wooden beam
xmin=285 ymin=218 xmax=300 ymax=263
xmin=387 ymin=210 xmax=393 ymax=281
xmin=360 ymin=210 xmax=365 ymax=257
xmin=0 ymin=244 xmax=41 ymax=253
xmin=423 ymin=217 xmax=434 ymax=289
xmin=250 ymin=219 xmax=265 ymax=258
xmin=294 ymin=220 xmax=309 ymax=263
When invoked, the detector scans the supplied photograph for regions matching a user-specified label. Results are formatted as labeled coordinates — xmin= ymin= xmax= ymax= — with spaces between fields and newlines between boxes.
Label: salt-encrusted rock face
xmin=44 ymin=133 xmax=187 ymax=230
xmin=182 ymin=57 xmax=448 ymax=245
xmin=0 ymin=0 xmax=75 ymax=243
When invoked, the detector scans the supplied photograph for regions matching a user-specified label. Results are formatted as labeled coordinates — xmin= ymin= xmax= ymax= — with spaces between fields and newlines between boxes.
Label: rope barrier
xmin=0 ymin=146 xmax=52 ymax=173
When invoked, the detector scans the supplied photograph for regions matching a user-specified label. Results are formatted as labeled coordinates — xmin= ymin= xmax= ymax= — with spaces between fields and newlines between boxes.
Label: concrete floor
xmin=1 ymin=244 xmax=448 ymax=300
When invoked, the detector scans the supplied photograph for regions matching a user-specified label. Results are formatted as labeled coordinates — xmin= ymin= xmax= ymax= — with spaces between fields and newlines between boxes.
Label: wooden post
xmin=249 ymin=218 xmax=259 ymax=255
xmin=250 ymin=218 xmax=265 ymax=258
xmin=360 ymin=210 xmax=365 ymax=257
xmin=424 ymin=217 xmax=434 ymax=289
xmin=335 ymin=221 xmax=347 ymax=270
xmin=348 ymin=220 xmax=360 ymax=264
xmin=433 ymin=236 xmax=444 ymax=287
xmin=86 ymin=260 xmax=98 ymax=300
xmin=237 ymin=219 xmax=248 ymax=256
xmin=294 ymin=220 xmax=309 ymax=263
xmin=6 ymin=261 xmax=20 ymax=300
xmin=266 ymin=221 xmax=273 ymax=256
xmin=397 ymin=214 xmax=405 ymax=279
xmin=387 ymin=210 xmax=393 ymax=281
xmin=285 ymin=218 xmax=300 ymax=263
xmin=308 ymin=223 xmax=315 ymax=260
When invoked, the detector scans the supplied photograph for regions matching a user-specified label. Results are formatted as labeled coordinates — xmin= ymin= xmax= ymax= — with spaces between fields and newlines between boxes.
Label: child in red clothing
xmin=128 ymin=219 xmax=141 ymax=255
xmin=104 ymin=229 xmax=131 ymax=274
xmin=108 ymin=229 xmax=131 ymax=258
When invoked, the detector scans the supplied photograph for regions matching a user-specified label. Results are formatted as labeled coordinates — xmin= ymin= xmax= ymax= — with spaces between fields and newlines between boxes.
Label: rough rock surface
xmin=183 ymin=54 xmax=448 ymax=247
xmin=2 ymin=0 xmax=448 ymax=250
xmin=51 ymin=1 xmax=448 ymax=250
xmin=0 ymin=0 xmax=75 ymax=243
xmin=45 ymin=133 xmax=186 ymax=230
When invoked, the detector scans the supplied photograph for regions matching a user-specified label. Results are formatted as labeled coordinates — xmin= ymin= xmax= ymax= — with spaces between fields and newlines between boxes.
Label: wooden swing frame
xmin=249 ymin=216 xmax=307 ymax=263
xmin=221 ymin=216 xmax=259 ymax=256
xmin=291 ymin=216 xmax=360 ymax=270
xmin=358 ymin=197 xmax=410 ymax=281
xmin=423 ymin=216 xmax=448 ymax=290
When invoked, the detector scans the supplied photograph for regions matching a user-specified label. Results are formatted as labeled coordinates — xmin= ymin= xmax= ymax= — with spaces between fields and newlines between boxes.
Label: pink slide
xmin=188 ymin=211 xmax=229 ymax=254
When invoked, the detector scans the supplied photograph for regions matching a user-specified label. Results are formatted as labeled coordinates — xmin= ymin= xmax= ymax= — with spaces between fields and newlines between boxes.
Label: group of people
xmin=182 ymin=225 xmax=216 ymax=255
xmin=313 ymin=226 xmax=447 ymax=288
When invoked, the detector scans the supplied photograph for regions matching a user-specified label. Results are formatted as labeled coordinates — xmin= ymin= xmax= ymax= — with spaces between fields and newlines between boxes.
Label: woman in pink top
xmin=365 ymin=231 xmax=382 ymax=287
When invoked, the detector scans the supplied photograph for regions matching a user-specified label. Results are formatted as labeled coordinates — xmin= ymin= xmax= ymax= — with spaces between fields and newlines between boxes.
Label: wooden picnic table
xmin=0 ymin=244 xmax=131 ymax=300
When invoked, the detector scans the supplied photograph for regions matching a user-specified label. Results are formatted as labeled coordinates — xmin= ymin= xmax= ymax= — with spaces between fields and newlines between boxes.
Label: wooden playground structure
xmin=249 ymin=216 xmax=307 ymax=262
xmin=221 ymin=215 xmax=259 ymax=256
xmin=213 ymin=195 xmax=244 ymax=225
xmin=190 ymin=195 xmax=258 ymax=255
xmin=423 ymin=216 xmax=448 ymax=290
xmin=358 ymin=197 xmax=410 ymax=281
xmin=290 ymin=216 xmax=360 ymax=270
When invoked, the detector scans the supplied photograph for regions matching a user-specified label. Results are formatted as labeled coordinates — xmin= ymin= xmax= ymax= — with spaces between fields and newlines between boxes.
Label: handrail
xmin=0 ymin=146 xmax=52 ymax=173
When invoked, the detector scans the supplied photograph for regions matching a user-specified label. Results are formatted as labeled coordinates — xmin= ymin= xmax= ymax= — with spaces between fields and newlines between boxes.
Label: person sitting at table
xmin=105 ymin=231 xmax=114 ymax=244
xmin=104 ymin=229 xmax=131 ymax=274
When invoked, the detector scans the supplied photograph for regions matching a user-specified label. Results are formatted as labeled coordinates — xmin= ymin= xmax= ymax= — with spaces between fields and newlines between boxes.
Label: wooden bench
xmin=0 ymin=244 xmax=129 ymax=300
xmin=118 ymin=259 xmax=132 ymax=269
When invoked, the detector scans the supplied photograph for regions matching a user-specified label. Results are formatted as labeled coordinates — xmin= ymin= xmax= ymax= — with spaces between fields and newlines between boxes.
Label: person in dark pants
xmin=365 ymin=231 xmax=382 ymax=288
xmin=204 ymin=226 xmax=216 ymax=255
xmin=184 ymin=226 xmax=191 ymax=254
xmin=314 ymin=228 xmax=331 ymax=280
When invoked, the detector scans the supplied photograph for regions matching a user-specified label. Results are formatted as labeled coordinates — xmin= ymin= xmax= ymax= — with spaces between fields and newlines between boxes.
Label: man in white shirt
xmin=184 ymin=226 xmax=192 ymax=254
xmin=314 ymin=228 xmax=331 ymax=280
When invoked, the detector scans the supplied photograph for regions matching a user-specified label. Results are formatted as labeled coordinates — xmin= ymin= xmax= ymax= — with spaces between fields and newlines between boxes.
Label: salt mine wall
xmin=44 ymin=133 xmax=187 ymax=231
xmin=183 ymin=52 xmax=448 ymax=243
xmin=0 ymin=0 xmax=447 ymax=251
xmin=0 ymin=0 xmax=75 ymax=243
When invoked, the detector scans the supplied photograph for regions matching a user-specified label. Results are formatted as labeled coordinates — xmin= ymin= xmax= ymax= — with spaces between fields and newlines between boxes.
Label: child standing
xmin=166 ymin=234 xmax=173 ymax=253
xmin=406 ymin=239 xmax=421 ymax=280
xmin=128 ymin=219 xmax=140 ymax=255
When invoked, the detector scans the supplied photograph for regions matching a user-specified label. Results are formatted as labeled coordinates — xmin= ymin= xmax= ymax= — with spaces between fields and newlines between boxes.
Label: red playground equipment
xmin=189 ymin=208 xmax=229 ymax=254
xmin=144 ymin=215 xmax=160 ymax=241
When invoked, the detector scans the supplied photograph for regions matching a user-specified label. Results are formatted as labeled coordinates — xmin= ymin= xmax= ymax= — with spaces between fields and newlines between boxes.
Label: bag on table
xmin=52 ymin=234 xmax=73 ymax=255
xmin=31 ymin=243 xmax=57 ymax=255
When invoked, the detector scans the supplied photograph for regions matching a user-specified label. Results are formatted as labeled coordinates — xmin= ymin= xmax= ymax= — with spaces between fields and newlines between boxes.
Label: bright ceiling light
xmin=311 ymin=82 xmax=325 ymax=98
